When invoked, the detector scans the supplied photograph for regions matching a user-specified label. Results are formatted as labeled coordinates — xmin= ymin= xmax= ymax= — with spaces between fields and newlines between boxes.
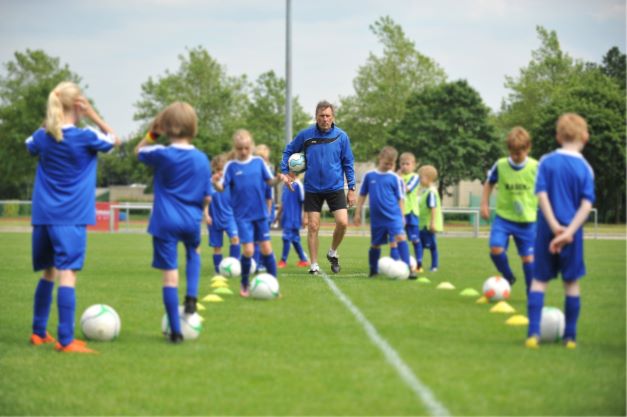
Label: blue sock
xmin=412 ymin=241 xmax=423 ymax=266
xmin=253 ymin=244 xmax=261 ymax=266
xmin=212 ymin=254 xmax=223 ymax=274
xmin=163 ymin=287 xmax=181 ymax=335
xmin=369 ymin=247 xmax=381 ymax=274
xmin=523 ymin=262 xmax=534 ymax=294
xmin=186 ymin=249 xmax=201 ymax=298
xmin=229 ymin=244 xmax=240 ymax=259
xmin=390 ymin=246 xmax=400 ymax=260
xmin=32 ymin=278 xmax=54 ymax=337
xmin=281 ymin=239 xmax=290 ymax=262
xmin=57 ymin=286 xmax=76 ymax=347
xmin=431 ymin=246 xmax=439 ymax=269
xmin=262 ymin=253 xmax=277 ymax=277
xmin=564 ymin=295 xmax=581 ymax=341
xmin=490 ymin=252 xmax=515 ymax=282
xmin=397 ymin=240 xmax=411 ymax=267
xmin=293 ymin=241 xmax=307 ymax=261
xmin=241 ymin=256 xmax=252 ymax=287
xmin=527 ymin=291 xmax=545 ymax=337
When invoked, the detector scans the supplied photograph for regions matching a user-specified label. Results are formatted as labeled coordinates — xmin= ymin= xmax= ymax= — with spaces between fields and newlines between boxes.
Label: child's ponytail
xmin=45 ymin=88 xmax=64 ymax=141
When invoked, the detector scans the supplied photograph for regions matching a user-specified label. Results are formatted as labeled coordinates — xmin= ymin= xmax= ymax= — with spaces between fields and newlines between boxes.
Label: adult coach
xmin=279 ymin=101 xmax=356 ymax=275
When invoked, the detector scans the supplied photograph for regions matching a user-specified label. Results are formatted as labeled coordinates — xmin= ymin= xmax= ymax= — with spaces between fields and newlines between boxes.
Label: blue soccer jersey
xmin=26 ymin=125 xmax=115 ymax=225
xmin=138 ymin=144 xmax=213 ymax=240
xmin=209 ymin=187 xmax=235 ymax=230
xmin=359 ymin=170 xmax=405 ymax=228
xmin=281 ymin=181 xmax=305 ymax=229
xmin=221 ymin=156 xmax=273 ymax=221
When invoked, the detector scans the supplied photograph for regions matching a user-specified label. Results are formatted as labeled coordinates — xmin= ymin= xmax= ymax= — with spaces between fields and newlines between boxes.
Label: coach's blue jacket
xmin=280 ymin=123 xmax=356 ymax=194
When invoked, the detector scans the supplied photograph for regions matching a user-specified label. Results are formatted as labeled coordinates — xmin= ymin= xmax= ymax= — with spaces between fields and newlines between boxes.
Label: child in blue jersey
xmin=481 ymin=127 xmax=538 ymax=293
xmin=205 ymin=154 xmax=240 ymax=274
xmin=26 ymin=81 xmax=120 ymax=353
xmin=353 ymin=146 xmax=415 ymax=279
xmin=417 ymin=165 xmax=444 ymax=272
xmin=214 ymin=129 xmax=278 ymax=297
xmin=399 ymin=152 xmax=423 ymax=272
xmin=136 ymin=102 xmax=212 ymax=344
xmin=276 ymin=178 xmax=310 ymax=268
xmin=525 ymin=113 xmax=595 ymax=350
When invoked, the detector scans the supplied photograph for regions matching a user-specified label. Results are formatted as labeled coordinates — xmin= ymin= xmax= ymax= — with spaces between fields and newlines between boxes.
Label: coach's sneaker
xmin=30 ymin=332 xmax=56 ymax=346
xmin=308 ymin=263 xmax=320 ymax=275
xmin=564 ymin=339 xmax=577 ymax=349
xmin=296 ymin=260 xmax=310 ymax=267
xmin=525 ymin=336 xmax=540 ymax=349
xmin=277 ymin=260 xmax=287 ymax=269
xmin=326 ymin=251 xmax=341 ymax=274
xmin=169 ymin=332 xmax=184 ymax=344
xmin=183 ymin=296 xmax=197 ymax=314
xmin=55 ymin=339 xmax=98 ymax=354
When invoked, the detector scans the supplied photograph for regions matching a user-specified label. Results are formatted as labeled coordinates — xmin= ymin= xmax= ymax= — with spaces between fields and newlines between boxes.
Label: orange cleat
xmin=296 ymin=260 xmax=310 ymax=267
xmin=55 ymin=339 xmax=98 ymax=354
xmin=277 ymin=260 xmax=287 ymax=269
xmin=30 ymin=332 xmax=56 ymax=346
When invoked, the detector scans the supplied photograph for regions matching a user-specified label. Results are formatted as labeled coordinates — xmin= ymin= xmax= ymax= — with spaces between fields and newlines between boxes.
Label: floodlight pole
xmin=285 ymin=0 xmax=293 ymax=145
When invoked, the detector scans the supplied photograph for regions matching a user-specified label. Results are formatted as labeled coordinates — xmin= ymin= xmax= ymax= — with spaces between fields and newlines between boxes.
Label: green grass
xmin=0 ymin=233 xmax=624 ymax=415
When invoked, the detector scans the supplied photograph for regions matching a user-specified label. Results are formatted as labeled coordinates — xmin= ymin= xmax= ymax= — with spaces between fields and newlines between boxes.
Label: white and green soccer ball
xmin=377 ymin=256 xmax=395 ymax=276
xmin=287 ymin=152 xmax=306 ymax=173
xmin=80 ymin=304 xmax=121 ymax=341
xmin=540 ymin=306 xmax=565 ymax=342
xmin=387 ymin=260 xmax=410 ymax=280
xmin=250 ymin=273 xmax=280 ymax=300
xmin=161 ymin=306 xmax=202 ymax=340
xmin=219 ymin=257 xmax=241 ymax=278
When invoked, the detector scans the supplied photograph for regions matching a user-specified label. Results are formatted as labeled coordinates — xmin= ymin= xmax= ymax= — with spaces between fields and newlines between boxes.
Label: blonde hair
xmin=556 ymin=113 xmax=589 ymax=143
xmin=46 ymin=81 xmax=81 ymax=141
xmin=156 ymin=101 xmax=197 ymax=139
xmin=232 ymin=129 xmax=254 ymax=147
xmin=378 ymin=146 xmax=398 ymax=163
xmin=419 ymin=165 xmax=438 ymax=182
xmin=399 ymin=152 xmax=416 ymax=164
xmin=506 ymin=127 xmax=531 ymax=152
xmin=255 ymin=144 xmax=270 ymax=161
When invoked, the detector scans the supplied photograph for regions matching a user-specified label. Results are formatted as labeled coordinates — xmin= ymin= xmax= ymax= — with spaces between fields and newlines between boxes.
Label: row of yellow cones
xmin=417 ymin=277 xmax=529 ymax=326
xmin=192 ymin=276 xmax=236 ymax=320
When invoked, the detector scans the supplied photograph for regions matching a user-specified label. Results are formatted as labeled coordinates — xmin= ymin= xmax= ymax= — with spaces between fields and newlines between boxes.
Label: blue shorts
xmin=405 ymin=224 xmax=420 ymax=242
xmin=32 ymin=225 xmax=87 ymax=271
xmin=371 ymin=223 xmax=406 ymax=246
xmin=489 ymin=215 xmax=536 ymax=257
xmin=420 ymin=228 xmax=437 ymax=249
xmin=152 ymin=234 xmax=201 ymax=270
xmin=282 ymin=227 xmax=302 ymax=243
xmin=237 ymin=218 xmax=271 ymax=244
xmin=534 ymin=223 xmax=585 ymax=281
xmin=208 ymin=219 xmax=239 ymax=248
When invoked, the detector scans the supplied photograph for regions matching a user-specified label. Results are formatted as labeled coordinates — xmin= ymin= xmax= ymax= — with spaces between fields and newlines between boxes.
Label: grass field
xmin=0 ymin=232 xmax=624 ymax=416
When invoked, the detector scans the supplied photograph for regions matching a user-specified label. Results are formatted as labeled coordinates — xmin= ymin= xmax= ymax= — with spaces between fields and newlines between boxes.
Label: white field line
xmin=320 ymin=270 xmax=451 ymax=417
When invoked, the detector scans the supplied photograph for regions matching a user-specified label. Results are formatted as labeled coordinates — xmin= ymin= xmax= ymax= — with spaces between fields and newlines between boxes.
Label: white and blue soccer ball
xmin=219 ymin=257 xmax=241 ymax=278
xmin=161 ymin=306 xmax=202 ymax=340
xmin=288 ymin=153 xmax=306 ymax=173
xmin=540 ymin=306 xmax=565 ymax=342
xmin=250 ymin=273 xmax=280 ymax=300
xmin=80 ymin=304 xmax=121 ymax=341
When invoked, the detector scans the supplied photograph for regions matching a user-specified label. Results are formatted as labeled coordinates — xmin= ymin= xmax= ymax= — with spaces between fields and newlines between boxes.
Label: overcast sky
xmin=1 ymin=0 xmax=624 ymax=138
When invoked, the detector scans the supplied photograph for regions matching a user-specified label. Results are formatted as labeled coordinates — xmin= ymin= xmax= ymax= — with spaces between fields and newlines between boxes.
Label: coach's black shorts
xmin=304 ymin=190 xmax=347 ymax=213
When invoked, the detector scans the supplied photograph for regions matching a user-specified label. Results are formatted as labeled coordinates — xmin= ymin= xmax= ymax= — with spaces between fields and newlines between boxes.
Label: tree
xmin=244 ymin=71 xmax=310 ymax=164
xmin=0 ymin=49 xmax=83 ymax=199
xmin=134 ymin=46 xmax=249 ymax=159
xmin=338 ymin=16 xmax=447 ymax=160
xmin=392 ymin=80 xmax=500 ymax=198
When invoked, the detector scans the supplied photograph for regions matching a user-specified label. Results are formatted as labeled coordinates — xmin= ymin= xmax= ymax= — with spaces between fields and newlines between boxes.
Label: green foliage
xmin=338 ymin=16 xmax=447 ymax=160
xmin=244 ymin=70 xmax=310 ymax=164
xmin=498 ymin=27 xmax=626 ymax=222
xmin=97 ymin=136 xmax=151 ymax=187
xmin=0 ymin=50 xmax=82 ymax=199
xmin=392 ymin=80 xmax=500 ymax=197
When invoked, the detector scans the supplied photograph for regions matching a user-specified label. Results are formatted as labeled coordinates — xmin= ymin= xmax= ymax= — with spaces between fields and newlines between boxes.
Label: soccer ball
xmin=250 ymin=273 xmax=280 ymax=300
xmin=377 ymin=256 xmax=395 ymax=276
xmin=288 ymin=152 xmax=306 ymax=173
xmin=482 ymin=276 xmax=511 ymax=302
xmin=161 ymin=306 xmax=202 ymax=340
xmin=540 ymin=306 xmax=565 ymax=342
xmin=219 ymin=257 xmax=241 ymax=278
xmin=387 ymin=260 xmax=410 ymax=280
xmin=250 ymin=258 xmax=257 ymax=274
xmin=409 ymin=255 xmax=417 ymax=272
xmin=80 ymin=304 xmax=121 ymax=341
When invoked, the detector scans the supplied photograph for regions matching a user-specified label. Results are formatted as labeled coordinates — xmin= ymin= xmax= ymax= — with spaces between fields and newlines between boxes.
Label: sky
xmin=1 ymin=0 xmax=625 ymax=139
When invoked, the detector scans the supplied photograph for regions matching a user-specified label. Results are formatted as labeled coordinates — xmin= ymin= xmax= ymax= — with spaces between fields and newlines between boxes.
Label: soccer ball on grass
xmin=482 ymin=276 xmax=511 ymax=302
xmin=161 ymin=306 xmax=202 ymax=340
xmin=80 ymin=304 xmax=121 ymax=341
xmin=250 ymin=273 xmax=280 ymax=300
